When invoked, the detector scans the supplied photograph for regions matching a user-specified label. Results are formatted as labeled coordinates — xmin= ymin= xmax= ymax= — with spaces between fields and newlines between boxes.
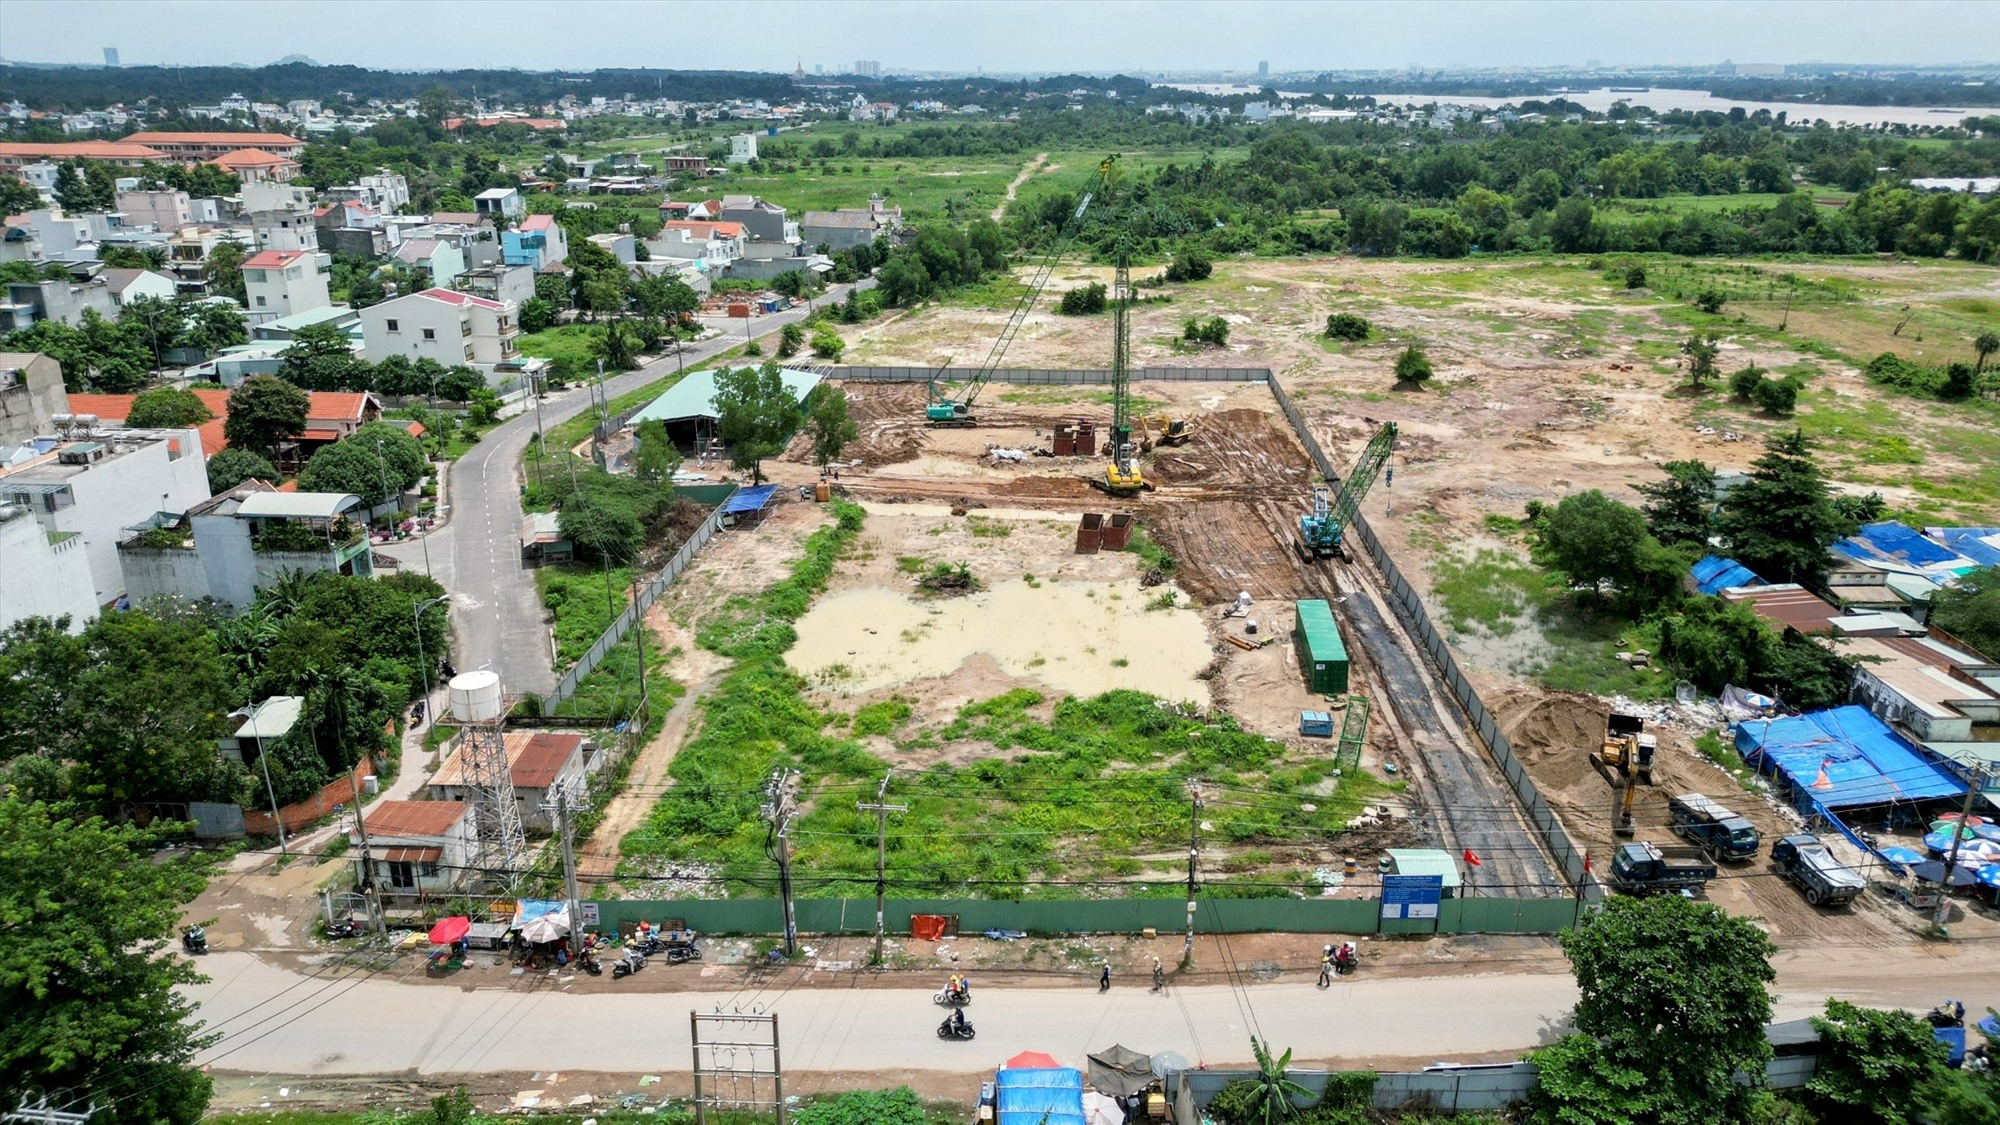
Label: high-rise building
xmin=102 ymin=47 xmax=120 ymax=67
xmin=1257 ymin=60 xmax=1269 ymax=80
xmin=854 ymin=60 xmax=881 ymax=79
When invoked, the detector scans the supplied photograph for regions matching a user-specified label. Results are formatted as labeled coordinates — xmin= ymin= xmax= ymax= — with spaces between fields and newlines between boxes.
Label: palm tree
xmin=1241 ymin=1036 xmax=1313 ymax=1124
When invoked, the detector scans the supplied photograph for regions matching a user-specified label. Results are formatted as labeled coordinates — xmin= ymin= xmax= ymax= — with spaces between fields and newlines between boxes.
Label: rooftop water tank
xmin=448 ymin=670 xmax=503 ymax=722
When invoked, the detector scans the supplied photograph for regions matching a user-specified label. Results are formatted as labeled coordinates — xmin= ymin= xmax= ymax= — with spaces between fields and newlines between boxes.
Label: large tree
xmin=280 ymin=321 xmax=372 ymax=392
xmin=1527 ymin=896 xmax=1776 ymax=1125
xmin=1716 ymin=428 xmax=1853 ymax=587
xmin=1930 ymin=565 xmax=2000 ymax=661
xmin=125 ymin=387 xmax=214 ymax=429
xmin=0 ymin=798 xmax=217 ymax=1125
xmin=714 ymin=361 xmax=802 ymax=483
xmin=1633 ymin=459 xmax=1717 ymax=547
xmin=203 ymin=240 xmax=250 ymax=305
xmin=204 ymin=447 xmax=280 ymax=495
xmin=223 ymin=374 xmax=309 ymax=459
xmin=1805 ymin=999 xmax=1950 ymax=1125
xmin=806 ymin=386 xmax=859 ymax=471
xmin=297 ymin=439 xmax=399 ymax=506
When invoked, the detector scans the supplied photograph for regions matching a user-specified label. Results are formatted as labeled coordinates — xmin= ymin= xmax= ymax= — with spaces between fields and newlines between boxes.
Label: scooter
xmin=1333 ymin=942 xmax=1358 ymax=976
xmin=933 ymin=986 xmax=971 ymax=1007
xmin=612 ymin=948 xmax=646 ymax=980
xmin=181 ymin=926 xmax=208 ymax=955
xmin=325 ymin=917 xmax=364 ymax=940
xmin=936 ymin=1016 xmax=977 ymax=1041
xmin=578 ymin=948 xmax=603 ymax=976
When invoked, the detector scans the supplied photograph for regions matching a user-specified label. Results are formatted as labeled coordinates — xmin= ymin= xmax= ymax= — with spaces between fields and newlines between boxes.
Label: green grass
xmin=1695 ymin=730 xmax=1759 ymax=791
xmin=1535 ymin=613 xmax=1675 ymax=700
xmin=1430 ymin=547 xmax=1551 ymax=637
xmin=536 ymin=563 xmax=635 ymax=667
xmin=515 ymin=323 xmax=605 ymax=370
xmin=965 ymin=515 xmax=1012 ymax=538
xmin=852 ymin=697 xmax=913 ymax=737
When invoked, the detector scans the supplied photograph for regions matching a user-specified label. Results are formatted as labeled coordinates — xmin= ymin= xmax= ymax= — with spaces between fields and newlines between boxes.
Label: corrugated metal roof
xmin=235 ymin=491 xmax=361 ymax=519
xmin=1722 ymin=584 xmax=1839 ymax=634
xmin=1294 ymin=599 xmax=1347 ymax=662
xmin=1386 ymin=848 xmax=1463 ymax=888
xmin=629 ymin=367 xmax=822 ymax=426
xmin=233 ymin=696 xmax=303 ymax=740
xmin=1835 ymin=520 xmax=1972 ymax=573
xmin=362 ymin=800 xmax=471 ymax=838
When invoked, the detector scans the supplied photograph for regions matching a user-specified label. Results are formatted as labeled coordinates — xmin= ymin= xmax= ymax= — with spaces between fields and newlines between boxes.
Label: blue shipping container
xmin=1300 ymin=710 xmax=1335 ymax=738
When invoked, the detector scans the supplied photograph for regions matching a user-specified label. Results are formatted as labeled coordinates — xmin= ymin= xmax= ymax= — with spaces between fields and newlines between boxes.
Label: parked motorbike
xmin=578 ymin=949 xmax=603 ymax=976
xmin=181 ymin=926 xmax=208 ymax=956
xmin=936 ymin=1016 xmax=977 ymax=1041
xmin=612 ymin=949 xmax=646 ymax=980
xmin=325 ymin=917 xmax=363 ymax=940
xmin=662 ymin=943 xmax=701 ymax=965
xmin=933 ymin=986 xmax=971 ymax=1007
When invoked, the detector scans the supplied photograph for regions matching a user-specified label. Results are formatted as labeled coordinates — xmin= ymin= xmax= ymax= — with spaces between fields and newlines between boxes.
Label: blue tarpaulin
xmin=1735 ymin=706 xmax=1967 ymax=810
xmin=513 ymin=899 xmax=566 ymax=926
xmin=1935 ymin=527 xmax=2000 ymax=569
xmin=721 ymin=485 xmax=780 ymax=515
xmin=1834 ymin=521 xmax=1968 ymax=571
xmin=1692 ymin=554 xmax=1763 ymax=595
xmin=995 ymin=1068 xmax=1085 ymax=1125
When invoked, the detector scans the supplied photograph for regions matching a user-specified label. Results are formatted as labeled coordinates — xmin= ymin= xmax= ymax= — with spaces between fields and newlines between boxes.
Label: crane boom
xmin=925 ymin=191 xmax=1092 ymax=426
xmin=1300 ymin=421 xmax=1397 ymax=559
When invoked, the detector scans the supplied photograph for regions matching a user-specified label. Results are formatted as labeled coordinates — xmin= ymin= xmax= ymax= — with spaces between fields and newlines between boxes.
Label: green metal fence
xmin=585 ymin=895 xmax=1579 ymax=937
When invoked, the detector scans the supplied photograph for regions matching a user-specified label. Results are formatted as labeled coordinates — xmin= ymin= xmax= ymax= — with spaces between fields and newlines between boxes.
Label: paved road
xmin=186 ymin=946 xmax=1997 ymax=1076
xmin=384 ymin=282 xmax=874 ymax=695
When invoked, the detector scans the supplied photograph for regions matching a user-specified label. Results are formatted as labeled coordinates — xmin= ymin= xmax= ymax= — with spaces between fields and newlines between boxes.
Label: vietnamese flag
xmin=1464 ymin=848 xmax=1482 ymax=867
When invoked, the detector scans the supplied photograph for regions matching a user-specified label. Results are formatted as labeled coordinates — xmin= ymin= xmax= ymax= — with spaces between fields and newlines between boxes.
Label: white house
xmin=240 ymin=249 xmax=332 ymax=326
xmin=359 ymin=287 xmax=520 ymax=369
xmin=114 ymin=189 xmax=193 ymax=232
xmin=351 ymin=799 xmax=476 ymax=899
xmin=728 ymin=133 xmax=759 ymax=164
xmin=428 ymin=730 xmax=593 ymax=833
xmin=100 ymin=268 xmax=178 ymax=308
xmin=119 ymin=485 xmax=373 ymax=610
xmin=474 ymin=187 xmax=524 ymax=219
xmin=243 ymin=181 xmax=320 ymax=253
xmin=0 ymin=501 xmax=100 ymax=632
xmin=392 ymin=238 xmax=467 ymax=289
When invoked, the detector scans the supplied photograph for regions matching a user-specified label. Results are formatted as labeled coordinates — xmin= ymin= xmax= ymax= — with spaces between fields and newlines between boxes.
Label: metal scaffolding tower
xmin=448 ymin=670 xmax=526 ymax=889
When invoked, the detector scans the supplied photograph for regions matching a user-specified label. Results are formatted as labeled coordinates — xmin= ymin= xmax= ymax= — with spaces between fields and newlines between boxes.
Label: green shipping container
xmin=1294 ymin=599 xmax=1350 ymax=694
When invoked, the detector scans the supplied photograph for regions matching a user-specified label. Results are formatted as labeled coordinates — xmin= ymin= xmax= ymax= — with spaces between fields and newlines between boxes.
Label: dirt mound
xmin=1498 ymin=693 xmax=1607 ymax=792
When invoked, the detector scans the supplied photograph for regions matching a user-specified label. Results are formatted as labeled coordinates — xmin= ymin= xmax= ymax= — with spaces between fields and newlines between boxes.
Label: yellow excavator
xmin=1137 ymin=414 xmax=1196 ymax=451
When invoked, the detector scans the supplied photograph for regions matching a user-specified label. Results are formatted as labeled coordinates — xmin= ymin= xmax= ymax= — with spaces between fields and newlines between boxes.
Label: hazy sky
xmin=3 ymin=0 xmax=1996 ymax=73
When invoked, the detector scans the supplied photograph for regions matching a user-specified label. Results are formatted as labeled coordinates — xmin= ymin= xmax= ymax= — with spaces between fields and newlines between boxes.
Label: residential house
xmin=244 ymin=181 xmax=319 ymax=252
xmin=0 ymin=499 xmax=100 ymax=631
xmin=727 ymin=133 xmax=759 ymax=164
xmin=359 ymin=287 xmax=520 ymax=369
xmin=334 ymin=170 xmax=411 ymax=213
xmin=115 ymin=188 xmax=193 ymax=232
xmin=586 ymin=231 xmax=634 ymax=264
xmin=801 ymin=195 xmax=902 ymax=252
xmin=458 ymin=264 xmax=536 ymax=306
xmin=209 ymin=149 xmax=300 ymax=184
xmin=502 ymin=214 xmax=568 ymax=270
xmin=0 ymin=276 xmax=118 ymax=331
xmin=428 ymin=730 xmax=593 ymax=832
xmin=1844 ymin=634 xmax=2000 ymax=743
xmin=350 ymin=799 xmax=475 ymax=899
xmin=393 ymin=238 xmax=468 ymax=289
xmin=650 ymin=220 xmax=744 ymax=269
xmin=719 ymin=195 xmax=791 ymax=243
xmin=319 ymin=225 xmax=388 ymax=259
xmin=67 ymin=384 xmax=375 ymax=456
xmin=119 ymin=131 xmax=307 ymax=161
xmin=661 ymin=155 xmax=707 ymax=177
xmin=249 ymin=304 xmax=361 ymax=344
xmin=0 ymin=427 xmax=209 ymax=604
xmin=474 ymin=187 xmax=524 ymax=219
xmin=241 ymin=249 xmax=332 ymax=325
xmin=659 ymin=199 xmax=720 ymax=220
xmin=99 ymin=268 xmax=177 ymax=308
xmin=0 ymin=353 xmax=68 ymax=447
xmin=119 ymin=486 xmax=373 ymax=609
xmin=0 ymin=221 xmax=44 ymax=264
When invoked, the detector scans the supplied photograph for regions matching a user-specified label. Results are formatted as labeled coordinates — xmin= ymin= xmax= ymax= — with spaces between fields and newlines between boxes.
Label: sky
xmin=2 ymin=0 xmax=1996 ymax=73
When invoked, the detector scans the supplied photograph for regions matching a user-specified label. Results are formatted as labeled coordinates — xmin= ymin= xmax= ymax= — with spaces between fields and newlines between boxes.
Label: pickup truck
xmin=1606 ymin=841 xmax=1717 ymax=896
xmin=1769 ymin=834 xmax=1865 ymax=907
xmin=1668 ymin=792 xmax=1761 ymax=863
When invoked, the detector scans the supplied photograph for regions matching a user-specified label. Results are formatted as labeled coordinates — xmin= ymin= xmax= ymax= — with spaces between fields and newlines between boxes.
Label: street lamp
xmin=413 ymin=594 xmax=450 ymax=727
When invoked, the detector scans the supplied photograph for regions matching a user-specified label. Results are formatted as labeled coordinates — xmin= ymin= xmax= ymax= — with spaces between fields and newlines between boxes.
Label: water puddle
xmin=789 ymin=578 xmax=1211 ymax=703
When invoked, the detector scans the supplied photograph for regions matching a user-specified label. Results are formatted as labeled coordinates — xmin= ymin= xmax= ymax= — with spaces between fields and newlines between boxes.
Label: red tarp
xmin=910 ymin=914 xmax=948 ymax=941
xmin=427 ymin=916 xmax=472 ymax=945
xmin=1005 ymin=1051 xmax=1062 ymax=1071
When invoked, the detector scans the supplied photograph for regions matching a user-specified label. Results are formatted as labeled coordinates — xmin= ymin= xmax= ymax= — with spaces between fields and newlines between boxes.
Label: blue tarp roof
xmin=1834 ymin=521 xmax=1967 ymax=571
xmin=1935 ymin=527 xmax=2000 ymax=570
xmin=721 ymin=484 xmax=779 ymax=514
xmin=1735 ymin=705 xmax=1967 ymax=810
xmin=1692 ymin=554 xmax=1763 ymax=596
xmin=995 ymin=1068 xmax=1084 ymax=1125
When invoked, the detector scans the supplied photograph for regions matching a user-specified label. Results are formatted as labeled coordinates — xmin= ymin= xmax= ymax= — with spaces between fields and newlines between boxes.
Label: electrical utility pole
xmin=545 ymin=780 xmax=587 ymax=953
xmin=4 ymin=1097 xmax=96 ymax=1125
xmin=1183 ymin=779 xmax=1204 ymax=968
xmin=1935 ymin=759 xmax=1990 ymax=933
xmin=763 ymin=769 xmax=802 ymax=958
xmin=346 ymin=768 xmax=384 ymax=937
xmin=856 ymin=770 xmax=906 ymax=966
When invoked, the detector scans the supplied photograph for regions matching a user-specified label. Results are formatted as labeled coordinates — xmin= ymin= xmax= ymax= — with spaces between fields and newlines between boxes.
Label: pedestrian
xmin=1317 ymin=949 xmax=1333 ymax=990
xmin=1150 ymin=957 xmax=1164 ymax=993
xmin=1099 ymin=964 xmax=1111 ymax=992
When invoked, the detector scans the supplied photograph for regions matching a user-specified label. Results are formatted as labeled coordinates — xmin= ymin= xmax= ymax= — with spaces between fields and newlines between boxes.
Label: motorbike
xmin=1333 ymin=942 xmax=1358 ymax=976
xmin=612 ymin=949 xmax=646 ymax=980
xmin=181 ymin=926 xmax=208 ymax=956
xmin=933 ymin=986 xmax=972 ymax=1007
xmin=578 ymin=948 xmax=603 ymax=976
xmin=325 ymin=917 xmax=363 ymax=940
xmin=936 ymin=1016 xmax=977 ymax=1041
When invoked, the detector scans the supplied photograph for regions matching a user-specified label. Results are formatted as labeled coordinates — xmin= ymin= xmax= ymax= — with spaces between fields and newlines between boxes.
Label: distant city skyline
xmin=2 ymin=0 xmax=1996 ymax=74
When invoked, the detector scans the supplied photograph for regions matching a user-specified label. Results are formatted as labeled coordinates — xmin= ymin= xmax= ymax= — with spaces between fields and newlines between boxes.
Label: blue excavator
xmin=1300 ymin=421 xmax=1397 ymax=560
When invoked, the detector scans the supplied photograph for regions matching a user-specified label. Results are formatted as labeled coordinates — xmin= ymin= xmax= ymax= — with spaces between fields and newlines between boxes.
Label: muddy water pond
xmin=789 ymin=578 xmax=1212 ymax=703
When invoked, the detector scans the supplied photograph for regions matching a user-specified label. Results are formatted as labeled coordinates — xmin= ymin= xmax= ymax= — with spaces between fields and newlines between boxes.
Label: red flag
xmin=1583 ymin=850 xmax=1592 ymax=873
xmin=1463 ymin=848 xmax=1482 ymax=867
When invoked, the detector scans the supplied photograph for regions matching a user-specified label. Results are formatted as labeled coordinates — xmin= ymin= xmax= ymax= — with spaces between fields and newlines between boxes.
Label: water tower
xmin=449 ymin=670 xmax=526 ymax=888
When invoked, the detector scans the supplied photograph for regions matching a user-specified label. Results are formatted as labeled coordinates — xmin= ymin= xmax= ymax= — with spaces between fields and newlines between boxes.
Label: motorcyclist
xmin=1335 ymin=942 xmax=1357 ymax=974
xmin=951 ymin=973 xmax=970 ymax=1002
xmin=949 ymin=1007 xmax=969 ymax=1035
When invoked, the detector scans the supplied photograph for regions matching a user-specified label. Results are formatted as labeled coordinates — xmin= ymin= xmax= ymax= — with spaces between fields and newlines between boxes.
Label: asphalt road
xmin=185 ymin=946 xmax=1998 ymax=1076
xmin=383 ymin=281 xmax=875 ymax=695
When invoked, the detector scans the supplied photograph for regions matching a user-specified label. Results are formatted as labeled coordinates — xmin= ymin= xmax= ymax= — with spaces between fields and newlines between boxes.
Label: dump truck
xmin=1606 ymin=841 xmax=1717 ymax=896
xmin=1769 ymin=834 xmax=1865 ymax=907
xmin=1667 ymin=791 xmax=1761 ymax=863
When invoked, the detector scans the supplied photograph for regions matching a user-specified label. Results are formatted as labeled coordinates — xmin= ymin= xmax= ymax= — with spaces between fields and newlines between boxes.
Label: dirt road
xmin=991 ymin=152 xmax=1050 ymax=221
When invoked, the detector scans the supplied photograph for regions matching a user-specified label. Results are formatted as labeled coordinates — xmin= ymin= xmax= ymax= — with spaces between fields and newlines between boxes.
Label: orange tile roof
xmin=0 ymin=141 xmax=166 ymax=161
xmin=276 ymin=479 xmax=299 ymax=492
xmin=361 ymin=799 xmax=470 ymax=839
xmin=208 ymin=148 xmax=299 ymax=170
xmin=63 ymin=392 xmax=137 ymax=421
xmin=307 ymin=392 xmax=370 ymax=422
xmin=60 ymin=387 xmax=366 ymax=459
xmin=512 ymin=733 xmax=585 ymax=788
xmin=242 ymin=249 xmax=310 ymax=268
xmin=662 ymin=219 xmax=745 ymax=239
xmin=123 ymin=131 xmax=303 ymax=146
xmin=300 ymin=427 xmax=341 ymax=442
xmin=193 ymin=419 xmax=227 ymax=457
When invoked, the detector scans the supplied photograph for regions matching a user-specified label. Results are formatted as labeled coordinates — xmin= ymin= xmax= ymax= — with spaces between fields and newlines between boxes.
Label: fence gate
xmin=690 ymin=1010 xmax=784 ymax=1124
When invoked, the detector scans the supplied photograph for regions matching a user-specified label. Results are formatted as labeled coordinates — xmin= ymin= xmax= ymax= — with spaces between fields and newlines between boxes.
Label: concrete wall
xmin=0 ymin=505 xmax=99 ymax=631
xmin=0 ymin=353 xmax=67 ymax=446
xmin=119 ymin=542 xmax=209 ymax=605
xmin=19 ymin=432 xmax=209 ymax=604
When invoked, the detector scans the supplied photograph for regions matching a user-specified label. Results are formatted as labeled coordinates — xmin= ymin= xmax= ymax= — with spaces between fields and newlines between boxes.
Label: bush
xmin=777 ymin=322 xmax=805 ymax=358
xmin=1059 ymin=282 xmax=1107 ymax=315
xmin=1183 ymin=316 xmax=1229 ymax=346
xmin=1752 ymin=375 xmax=1801 ymax=415
xmin=810 ymin=325 xmax=846 ymax=360
xmin=1625 ymin=266 xmax=1648 ymax=289
xmin=1324 ymin=312 xmax=1371 ymax=341
xmin=1163 ymin=248 xmax=1213 ymax=282
xmin=1394 ymin=343 xmax=1434 ymax=383
xmin=1730 ymin=364 xmax=1767 ymax=401
xmin=1694 ymin=289 xmax=1727 ymax=313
